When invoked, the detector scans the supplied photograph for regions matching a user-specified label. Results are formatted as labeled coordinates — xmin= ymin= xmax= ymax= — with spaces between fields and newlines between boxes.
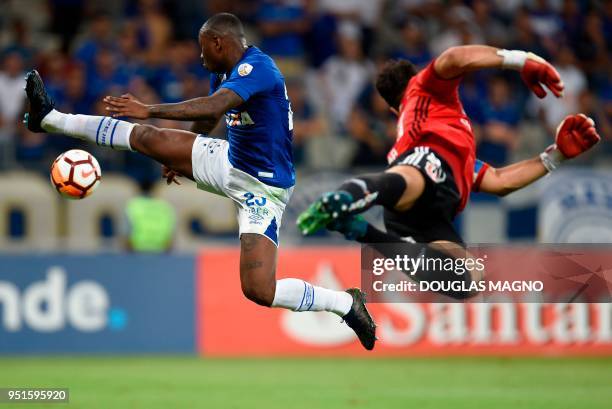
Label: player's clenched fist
xmin=540 ymin=114 xmax=601 ymax=172
xmin=555 ymin=114 xmax=601 ymax=158
xmin=103 ymin=93 xmax=150 ymax=119
xmin=497 ymin=49 xmax=564 ymax=99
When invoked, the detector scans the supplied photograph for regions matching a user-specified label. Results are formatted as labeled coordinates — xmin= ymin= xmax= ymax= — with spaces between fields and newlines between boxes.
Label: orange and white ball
xmin=50 ymin=149 xmax=101 ymax=199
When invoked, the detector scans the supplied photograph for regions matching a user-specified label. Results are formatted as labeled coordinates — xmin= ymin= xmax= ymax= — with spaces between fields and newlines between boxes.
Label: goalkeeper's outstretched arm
xmin=476 ymin=114 xmax=601 ymax=196
xmin=434 ymin=45 xmax=564 ymax=98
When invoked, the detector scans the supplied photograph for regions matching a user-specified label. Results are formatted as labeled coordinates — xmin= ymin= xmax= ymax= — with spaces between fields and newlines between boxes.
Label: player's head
xmin=375 ymin=60 xmax=418 ymax=111
xmin=199 ymin=13 xmax=247 ymax=73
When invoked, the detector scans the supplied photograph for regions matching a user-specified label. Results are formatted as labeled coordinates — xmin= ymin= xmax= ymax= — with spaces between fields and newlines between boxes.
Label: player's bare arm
xmin=478 ymin=113 xmax=601 ymax=196
xmin=477 ymin=157 xmax=547 ymax=196
xmin=103 ymin=88 xmax=244 ymax=121
xmin=434 ymin=45 xmax=503 ymax=78
xmin=434 ymin=45 xmax=564 ymax=98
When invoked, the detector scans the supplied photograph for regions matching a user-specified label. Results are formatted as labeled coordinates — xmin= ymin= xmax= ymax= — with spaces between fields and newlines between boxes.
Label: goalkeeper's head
xmin=376 ymin=60 xmax=418 ymax=112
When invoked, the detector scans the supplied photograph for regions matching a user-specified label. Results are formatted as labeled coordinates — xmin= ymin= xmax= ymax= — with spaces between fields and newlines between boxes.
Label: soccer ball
xmin=50 ymin=149 xmax=101 ymax=199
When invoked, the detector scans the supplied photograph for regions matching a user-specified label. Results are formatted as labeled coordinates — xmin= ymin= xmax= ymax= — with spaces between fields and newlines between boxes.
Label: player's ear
xmin=215 ymin=35 xmax=225 ymax=52
xmin=207 ymin=33 xmax=220 ymax=51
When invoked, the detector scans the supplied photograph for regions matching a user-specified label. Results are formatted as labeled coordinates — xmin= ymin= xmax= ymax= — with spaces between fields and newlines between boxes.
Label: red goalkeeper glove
xmin=497 ymin=49 xmax=564 ymax=99
xmin=556 ymin=113 xmax=601 ymax=158
xmin=540 ymin=114 xmax=601 ymax=171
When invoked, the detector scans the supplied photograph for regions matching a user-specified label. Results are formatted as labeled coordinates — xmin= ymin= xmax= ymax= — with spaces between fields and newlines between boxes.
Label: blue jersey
xmin=210 ymin=46 xmax=295 ymax=189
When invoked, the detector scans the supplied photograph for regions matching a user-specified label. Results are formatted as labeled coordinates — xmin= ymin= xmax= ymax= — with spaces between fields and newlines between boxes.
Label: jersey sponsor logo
xmin=226 ymin=111 xmax=255 ymax=127
xmin=237 ymin=63 xmax=253 ymax=77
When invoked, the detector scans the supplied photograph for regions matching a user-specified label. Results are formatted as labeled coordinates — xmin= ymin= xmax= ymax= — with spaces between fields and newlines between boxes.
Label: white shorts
xmin=191 ymin=136 xmax=293 ymax=246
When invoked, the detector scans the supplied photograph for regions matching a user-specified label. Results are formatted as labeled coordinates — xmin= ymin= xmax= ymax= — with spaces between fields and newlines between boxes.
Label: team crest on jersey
xmin=425 ymin=152 xmax=446 ymax=183
xmin=238 ymin=63 xmax=253 ymax=76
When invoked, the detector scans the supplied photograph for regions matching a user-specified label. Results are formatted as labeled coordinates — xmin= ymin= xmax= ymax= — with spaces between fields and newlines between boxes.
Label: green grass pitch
xmin=0 ymin=356 xmax=610 ymax=408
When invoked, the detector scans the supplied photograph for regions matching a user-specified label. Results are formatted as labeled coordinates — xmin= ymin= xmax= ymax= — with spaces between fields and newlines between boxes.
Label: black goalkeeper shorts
xmin=384 ymin=146 xmax=464 ymax=245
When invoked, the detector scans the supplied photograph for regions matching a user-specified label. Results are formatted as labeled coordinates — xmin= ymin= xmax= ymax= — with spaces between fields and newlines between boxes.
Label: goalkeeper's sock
xmin=338 ymin=172 xmax=407 ymax=214
xmin=41 ymin=109 xmax=135 ymax=151
xmin=272 ymin=278 xmax=353 ymax=316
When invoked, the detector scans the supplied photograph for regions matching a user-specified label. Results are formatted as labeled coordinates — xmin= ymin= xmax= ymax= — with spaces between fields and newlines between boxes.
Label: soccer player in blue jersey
xmin=23 ymin=13 xmax=376 ymax=350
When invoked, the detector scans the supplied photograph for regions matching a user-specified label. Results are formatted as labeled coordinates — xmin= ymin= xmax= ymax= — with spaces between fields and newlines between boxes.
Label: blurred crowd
xmin=0 ymin=0 xmax=611 ymax=186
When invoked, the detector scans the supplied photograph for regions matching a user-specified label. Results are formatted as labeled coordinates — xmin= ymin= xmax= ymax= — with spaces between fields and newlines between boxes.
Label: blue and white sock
xmin=272 ymin=278 xmax=353 ymax=317
xmin=41 ymin=109 xmax=135 ymax=151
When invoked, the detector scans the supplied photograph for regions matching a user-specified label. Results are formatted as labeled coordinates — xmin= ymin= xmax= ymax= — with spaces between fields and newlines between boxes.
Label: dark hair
xmin=201 ymin=13 xmax=245 ymax=39
xmin=375 ymin=60 xmax=418 ymax=109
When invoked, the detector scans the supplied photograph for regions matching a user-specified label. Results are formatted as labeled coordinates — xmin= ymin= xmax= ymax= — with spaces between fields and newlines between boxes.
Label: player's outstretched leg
xmin=298 ymin=169 xmax=422 ymax=235
xmin=25 ymin=70 xmax=135 ymax=150
xmin=240 ymin=234 xmax=376 ymax=350
xmin=24 ymin=70 xmax=195 ymax=178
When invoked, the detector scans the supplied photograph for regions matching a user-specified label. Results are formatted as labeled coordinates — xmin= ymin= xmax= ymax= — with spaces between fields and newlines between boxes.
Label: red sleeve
xmin=415 ymin=60 xmax=463 ymax=98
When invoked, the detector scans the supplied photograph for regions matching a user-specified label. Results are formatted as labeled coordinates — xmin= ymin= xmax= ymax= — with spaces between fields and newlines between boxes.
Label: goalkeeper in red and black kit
xmin=298 ymin=45 xmax=601 ymax=298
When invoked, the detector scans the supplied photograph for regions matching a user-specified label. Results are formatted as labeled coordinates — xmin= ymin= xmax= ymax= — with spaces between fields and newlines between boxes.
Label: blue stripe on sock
xmin=296 ymin=281 xmax=307 ymax=311
xmin=109 ymin=119 xmax=119 ymax=148
xmin=95 ymin=118 xmax=106 ymax=146
xmin=307 ymin=286 xmax=315 ymax=311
